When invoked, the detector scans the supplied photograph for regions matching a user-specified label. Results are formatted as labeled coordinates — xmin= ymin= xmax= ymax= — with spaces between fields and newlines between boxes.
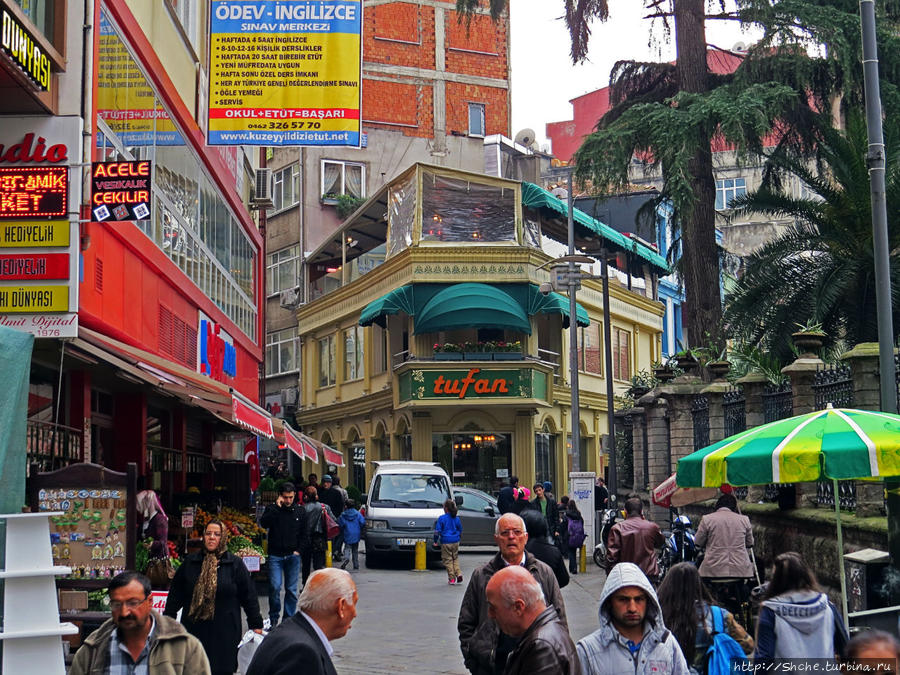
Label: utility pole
xmin=566 ymin=170 xmax=581 ymax=478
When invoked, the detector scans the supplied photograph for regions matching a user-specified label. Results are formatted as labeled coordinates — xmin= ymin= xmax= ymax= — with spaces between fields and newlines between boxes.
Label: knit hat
xmin=543 ymin=481 xmax=552 ymax=492
xmin=322 ymin=474 xmax=333 ymax=483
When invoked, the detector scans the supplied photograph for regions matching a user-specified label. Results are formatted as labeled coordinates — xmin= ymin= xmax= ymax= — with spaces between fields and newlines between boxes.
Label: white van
xmin=363 ymin=461 xmax=455 ymax=566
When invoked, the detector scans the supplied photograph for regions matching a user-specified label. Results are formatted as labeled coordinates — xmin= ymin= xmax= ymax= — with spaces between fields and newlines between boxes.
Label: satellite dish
xmin=515 ymin=128 xmax=537 ymax=148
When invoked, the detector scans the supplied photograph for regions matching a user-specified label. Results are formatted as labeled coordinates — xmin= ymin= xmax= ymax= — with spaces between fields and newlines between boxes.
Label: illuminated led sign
xmin=0 ymin=166 xmax=67 ymax=219
xmin=1 ymin=8 xmax=51 ymax=92
xmin=91 ymin=160 xmax=151 ymax=222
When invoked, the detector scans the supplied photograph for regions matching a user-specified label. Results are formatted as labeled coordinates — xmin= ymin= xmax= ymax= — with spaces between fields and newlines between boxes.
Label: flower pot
xmin=791 ymin=331 xmax=824 ymax=354
xmin=435 ymin=352 xmax=463 ymax=361
xmin=675 ymin=355 xmax=699 ymax=372
xmin=492 ymin=352 xmax=523 ymax=361
xmin=630 ymin=385 xmax=650 ymax=398
xmin=707 ymin=360 xmax=731 ymax=380
xmin=653 ymin=367 xmax=676 ymax=383
xmin=465 ymin=352 xmax=490 ymax=360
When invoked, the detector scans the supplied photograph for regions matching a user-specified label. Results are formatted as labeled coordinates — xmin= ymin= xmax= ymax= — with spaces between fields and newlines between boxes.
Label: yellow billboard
xmin=208 ymin=0 xmax=362 ymax=146
xmin=0 ymin=220 xmax=70 ymax=247
xmin=0 ymin=285 xmax=68 ymax=312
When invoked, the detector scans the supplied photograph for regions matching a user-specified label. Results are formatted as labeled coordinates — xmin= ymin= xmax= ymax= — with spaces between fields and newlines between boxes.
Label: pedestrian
xmin=577 ymin=562 xmax=690 ymax=675
xmin=605 ymin=496 xmax=663 ymax=582
xmin=70 ymin=571 xmax=211 ymax=675
xmin=497 ymin=476 xmax=519 ymax=514
xmin=318 ymin=474 xmax=345 ymax=561
xmin=694 ymin=493 xmax=754 ymax=580
xmin=136 ymin=489 xmax=171 ymax=589
xmin=562 ymin=500 xmax=586 ymax=575
xmin=458 ymin=513 xmax=568 ymax=675
xmin=594 ymin=477 xmax=609 ymax=511
xmin=542 ymin=480 xmax=555 ymax=504
xmin=302 ymin=486 xmax=335 ymax=583
xmin=556 ymin=496 xmax=570 ymax=559
xmin=259 ymin=481 xmax=306 ymax=625
xmin=434 ymin=497 xmax=463 ymax=585
xmin=521 ymin=509 xmax=569 ymax=589
xmin=163 ymin=520 xmax=264 ymax=675
xmin=656 ymin=562 xmax=754 ymax=674
xmin=754 ymin=552 xmax=848 ymax=660
xmin=485 ymin=566 xmax=578 ymax=675
xmin=845 ymin=629 xmax=900 ymax=668
xmin=338 ymin=498 xmax=366 ymax=570
xmin=512 ymin=487 xmax=535 ymax=515
xmin=332 ymin=473 xmax=349 ymax=502
xmin=306 ymin=473 xmax=319 ymax=492
xmin=246 ymin=568 xmax=358 ymax=675
xmin=530 ymin=483 xmax=559 ymax=541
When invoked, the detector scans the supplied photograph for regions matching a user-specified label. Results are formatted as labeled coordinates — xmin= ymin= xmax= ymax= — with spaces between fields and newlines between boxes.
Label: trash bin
xmin=845 ymin=548 xmax=891 ymax=613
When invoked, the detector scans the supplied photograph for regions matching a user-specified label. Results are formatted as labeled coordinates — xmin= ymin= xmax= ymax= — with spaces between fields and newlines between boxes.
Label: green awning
xmin=527 ymin=285 xmax=590 ymax=328
xmin=359 ymin=285 xmax=415 ymax=327
xmin=521 ymin=182 xmax=670 ymax=273
xmin=414 ymin=283 xmax=532 ymax=335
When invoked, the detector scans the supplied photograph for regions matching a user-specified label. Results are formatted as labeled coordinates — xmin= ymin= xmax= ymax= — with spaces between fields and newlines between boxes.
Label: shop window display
xmin=433 ymin=432 xmax=510 ymax=494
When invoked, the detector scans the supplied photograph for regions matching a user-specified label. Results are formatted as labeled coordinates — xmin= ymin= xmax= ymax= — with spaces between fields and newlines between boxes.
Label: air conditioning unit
xmin=279 ymin=286 xmax=303 ymax=309
xmin=252 ymin=168 xmax=274 ymax=208
xmin=280 ymin=387 xmax=299 ymax=406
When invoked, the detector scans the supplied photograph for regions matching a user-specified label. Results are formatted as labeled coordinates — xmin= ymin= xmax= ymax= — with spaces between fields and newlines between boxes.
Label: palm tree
xmin=724 ymin=112 xmax=900 ymax=362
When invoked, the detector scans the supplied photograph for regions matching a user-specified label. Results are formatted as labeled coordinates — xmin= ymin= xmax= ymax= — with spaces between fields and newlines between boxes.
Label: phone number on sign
xmin=246 ymin=121 xmax=323 ymax=130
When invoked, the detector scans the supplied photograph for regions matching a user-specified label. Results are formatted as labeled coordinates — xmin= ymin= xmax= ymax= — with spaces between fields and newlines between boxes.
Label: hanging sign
xmin=207 ymin=0 xmax=362 ymax=147
xmin=90 ymin=160 xmax=151 ymax=222
xmin=1 ymin=6 xmax=52 ymax=92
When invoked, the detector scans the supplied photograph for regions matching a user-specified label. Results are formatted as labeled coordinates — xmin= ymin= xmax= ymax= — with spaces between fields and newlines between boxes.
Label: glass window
xmin=267 ymin=245 xmax=300 ymax=295
xmin=169 ymin=0 xmax=199 ymax=51
xmin=266 ymin=328 xmax=298 ymax=376
xmin=321 ymin=160 xmax=365 ymax=199
xmin=458 ymin=491 xmax=491 ymax=512
xmin=535 ymin=429 xmax=556 ymax=489
xmin=577 ymin=324 xmax=602 ymax=375
xmin=613 ymin=328 xmax=631 ymax=381
xmin=420 ymin=171 xmax=516 ymax=243
xmin=468 ymin=103 xmax=485 ymax=137
xmin=12 ymin=1 xmax=54 ymax=43
xmin=370 ymin=473 xmax=451 ymax=507
xmin=318 ymin=335 xmax=336 ymax=387
xmin=715 ymin=177 xmax=746 ymax=210
xmin=343 ymin=326 xmax=364 ymax=381
xmin=373 ymin=324 xmax=388 ymax=374
xmin=273 ymin=163 xmax=301 ymax=212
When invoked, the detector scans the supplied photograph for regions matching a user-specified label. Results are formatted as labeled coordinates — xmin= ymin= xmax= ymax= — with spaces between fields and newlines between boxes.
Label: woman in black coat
xmin=164 ymin=519 xmax=263 ymax=675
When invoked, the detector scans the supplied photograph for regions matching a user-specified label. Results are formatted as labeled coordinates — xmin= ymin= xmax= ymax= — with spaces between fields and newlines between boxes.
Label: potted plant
xmin=652 ymin=360 xmax=676 ymax=383
xmin=493 ymin=340 xmax=524 ymax=360
xmin=673 ymin=341 xmax=700 ymax=372
xmin=434 ymin=343 xmax=463 ymax=360
xmin=791 ymin=320 xmax=826 ymax=354
xmin=625 ymin=370 xmax=655 ymax=399
xmin=699 ymin=344 xmax=731 ymax=379
xmin=464 ymin=341 xmax=489 ymax=360
xmin=258 ymin=476 xmax=277 ymax=504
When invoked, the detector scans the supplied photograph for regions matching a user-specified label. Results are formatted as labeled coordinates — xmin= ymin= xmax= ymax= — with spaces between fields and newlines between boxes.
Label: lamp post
xmin=564 ymin=170 xmax=582 ymax=477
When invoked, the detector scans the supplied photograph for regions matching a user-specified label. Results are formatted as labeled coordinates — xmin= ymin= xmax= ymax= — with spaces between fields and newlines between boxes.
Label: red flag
xmin=244 ymin=437 xmax=260 ymax=492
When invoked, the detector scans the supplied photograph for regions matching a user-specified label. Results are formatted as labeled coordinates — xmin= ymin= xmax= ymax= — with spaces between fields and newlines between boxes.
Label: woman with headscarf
xmin=164 ymin=519 xmax=264 ymax=675
xmin=136 ymin=489 xmax=168 ymax=560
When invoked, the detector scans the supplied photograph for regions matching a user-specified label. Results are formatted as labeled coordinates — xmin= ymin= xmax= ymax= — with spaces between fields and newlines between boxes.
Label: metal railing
xmin=27 ymin=420 xmax=83 ymax=472
xmin=692 ymin=395 xmax=710 ymax=451
xmin=149 ymin=445 xmax=213 ymax=474
xmin=723 ymin=386 xmax=746 ymax=438
xmin=816 ymin=480 xmax=857 ymax=510
xmin=813 ymin=363 xmax=853 ymax=410
xmin=763 ymin=381 xmax=793 ymax=423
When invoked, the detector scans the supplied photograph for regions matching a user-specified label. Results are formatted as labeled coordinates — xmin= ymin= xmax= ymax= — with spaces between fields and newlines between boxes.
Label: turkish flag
xmin=244 ymin=437 xmax=260 ymax=492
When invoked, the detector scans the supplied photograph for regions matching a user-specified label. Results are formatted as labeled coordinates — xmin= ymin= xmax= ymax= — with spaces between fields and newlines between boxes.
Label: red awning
xmin=231 ymin=391 xmax=274 ymax=439
xmin=322 ymin=445 xmax=345 ymax=468
xmin=283 ymin=424 xmax=319 ymax=463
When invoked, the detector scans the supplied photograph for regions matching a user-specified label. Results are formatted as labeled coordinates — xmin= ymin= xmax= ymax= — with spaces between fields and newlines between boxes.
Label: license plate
xmin=397 ymin=538 xmax=420 ymax=546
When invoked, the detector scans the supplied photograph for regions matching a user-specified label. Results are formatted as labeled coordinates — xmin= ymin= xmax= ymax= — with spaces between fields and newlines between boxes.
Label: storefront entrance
xmin=433 ymin=432 xmax=511 ymax=496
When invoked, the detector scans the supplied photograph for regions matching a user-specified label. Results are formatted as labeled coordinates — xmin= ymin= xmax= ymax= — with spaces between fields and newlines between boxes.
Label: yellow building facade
xmin=293 ymin=164 xmax=666 ymax=496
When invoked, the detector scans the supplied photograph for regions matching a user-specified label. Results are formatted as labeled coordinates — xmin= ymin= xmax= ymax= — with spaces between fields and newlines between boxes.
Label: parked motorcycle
xmin=657 ymin=513 xmax=698 ymax=580
xmin=592 ymin=508 xmax=620 ymax=567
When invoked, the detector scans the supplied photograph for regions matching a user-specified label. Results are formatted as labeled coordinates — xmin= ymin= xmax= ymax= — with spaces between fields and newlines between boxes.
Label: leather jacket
xmin=606 ymin=515 xmax=664 ymax=579
xmin=503 ymin=606 xmax=579 ymax=675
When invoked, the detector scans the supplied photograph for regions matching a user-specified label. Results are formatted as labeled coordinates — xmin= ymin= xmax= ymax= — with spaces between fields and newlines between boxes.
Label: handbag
xmin=322 ymin=505 xmax=340 ymax=540
xmin=146 ymin=557 xmax=175 ymax=589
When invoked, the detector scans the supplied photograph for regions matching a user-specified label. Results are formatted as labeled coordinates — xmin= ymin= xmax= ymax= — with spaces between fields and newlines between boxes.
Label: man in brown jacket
xmin=694 ymin=492 xmax=754 ymax=579
xmin=605 ymin=497 xmax=664 ymax=582
xmin=486 ymin=566 xmax=578 ymax=675
xmin=458 ymin=513 xmax=568 ymax=675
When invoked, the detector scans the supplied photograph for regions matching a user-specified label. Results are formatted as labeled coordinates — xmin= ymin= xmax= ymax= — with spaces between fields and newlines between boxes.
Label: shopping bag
xmin=323 ymin=505 xmax=340 ymax=540
xmin=237 ymin=629 xmax=266 ymax=675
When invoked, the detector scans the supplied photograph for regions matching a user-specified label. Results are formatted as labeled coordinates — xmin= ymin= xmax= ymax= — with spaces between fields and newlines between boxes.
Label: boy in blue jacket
xmin=435 ymin=499 xmax=463 ymax=585
xmin=339 ymin=499 xmax=366 ymax=570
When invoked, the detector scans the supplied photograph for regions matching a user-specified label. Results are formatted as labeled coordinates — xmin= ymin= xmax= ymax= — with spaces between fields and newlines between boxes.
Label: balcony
xmin=27 ymin=420 xmax=83 ymax=473
xmin=148 ymin=445 xmax=213 ymax=474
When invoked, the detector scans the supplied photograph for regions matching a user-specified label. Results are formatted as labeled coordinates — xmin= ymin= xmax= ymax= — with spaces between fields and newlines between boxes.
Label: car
xmin=453 ymin=486 xmax=499 ymax=547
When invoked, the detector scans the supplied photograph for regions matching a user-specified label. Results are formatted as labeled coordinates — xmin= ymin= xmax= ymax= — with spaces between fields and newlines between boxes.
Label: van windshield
xmin=371 ymin=474 xmax=451 ymax=508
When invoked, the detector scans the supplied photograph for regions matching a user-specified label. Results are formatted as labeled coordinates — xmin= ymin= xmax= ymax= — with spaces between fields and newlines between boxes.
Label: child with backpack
xmin=657 ymin=562 xmax=753 ymax=675
xmin=434 ymin=499 xmax=463 ymax=585
xmin=563 ymin=500 xmax=586 ymax=574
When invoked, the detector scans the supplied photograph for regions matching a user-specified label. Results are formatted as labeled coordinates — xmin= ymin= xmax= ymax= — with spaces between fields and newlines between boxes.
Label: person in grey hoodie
xmin=754 ymin=552 xmax=848 ymax=660
xmin=577 ymin=562 xmax=690 ymax=675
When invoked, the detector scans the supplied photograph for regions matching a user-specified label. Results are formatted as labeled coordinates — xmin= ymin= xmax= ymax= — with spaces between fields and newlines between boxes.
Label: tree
xmin=724 ymin=112 xmax=900 ymax=362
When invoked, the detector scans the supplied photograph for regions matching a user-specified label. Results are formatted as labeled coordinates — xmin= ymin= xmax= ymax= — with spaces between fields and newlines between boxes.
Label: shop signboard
xmin=0 ymin=5 xmax=52 ymax=92
xmin=90 ymin=160 xmax=152 ymax=222
xmin=0 ymin=116 xmax=82 ymax=338
xmin=198 ymin=311 xmax=237 ymax=381
xmin=398 ymin=367 xmax=548 ymax=403
xmin=207 ymin=0 xmax=362 ymax=147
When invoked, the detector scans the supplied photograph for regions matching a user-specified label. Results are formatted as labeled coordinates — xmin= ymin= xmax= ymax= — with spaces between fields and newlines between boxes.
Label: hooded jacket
xmin=339 ymin=507 xmax=366 ymax=545
xmin=577 ymin=562 xmax=690 ymax=675
xmin=754 ymin=590 xmax=848 ymax=660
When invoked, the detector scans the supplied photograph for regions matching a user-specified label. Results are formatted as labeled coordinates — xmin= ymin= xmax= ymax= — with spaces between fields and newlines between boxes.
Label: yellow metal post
xmin=325 ymin=540 xmax=333 ymax=568
xmin=414 ymin=540 xmax=427 ymax=571
xmin=580 ymin=545 xmax=586 ymax=573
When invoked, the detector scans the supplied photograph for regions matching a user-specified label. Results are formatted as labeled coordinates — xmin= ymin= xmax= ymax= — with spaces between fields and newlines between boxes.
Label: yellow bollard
xmin=325 ymin=540 xmax=333 ymax=568
xmin=580 ymin=545 xmax=587 ymax=573
xmin=414 ymin=539 xmax=428 ymax=571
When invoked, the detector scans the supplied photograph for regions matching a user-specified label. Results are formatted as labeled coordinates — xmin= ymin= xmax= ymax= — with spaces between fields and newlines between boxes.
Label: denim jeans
xmin=343 ymin=542 xmax=360 ymax=569
xmin=267 ymin=553 xmax=300 ymax=624
xmin=568 ymin=546 xmax=580 ymax=573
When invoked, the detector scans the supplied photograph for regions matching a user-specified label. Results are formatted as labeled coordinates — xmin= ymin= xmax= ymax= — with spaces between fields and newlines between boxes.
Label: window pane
xmin=322 ymin=162 xmax=341 ymax=196
xmin=345 ymin=164 xmax=363 ymax=198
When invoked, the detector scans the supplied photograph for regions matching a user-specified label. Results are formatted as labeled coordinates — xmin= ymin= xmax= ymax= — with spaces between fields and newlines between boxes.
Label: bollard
xmin=325 ymin=540 xmax=333 ymax=568
xmin=414 ymin=540 xmax=428 ymax=571
xmin=580 ymin=545 xmax=586 ymax=573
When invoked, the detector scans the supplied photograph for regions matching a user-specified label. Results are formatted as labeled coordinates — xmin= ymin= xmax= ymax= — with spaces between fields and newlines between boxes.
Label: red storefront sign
xmin=0 ymin=252 xmax=68 ymax=280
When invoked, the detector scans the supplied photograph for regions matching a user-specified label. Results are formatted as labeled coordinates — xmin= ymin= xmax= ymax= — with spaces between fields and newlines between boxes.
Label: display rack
xmin=0 ymin=512 xmax=77 ymax=675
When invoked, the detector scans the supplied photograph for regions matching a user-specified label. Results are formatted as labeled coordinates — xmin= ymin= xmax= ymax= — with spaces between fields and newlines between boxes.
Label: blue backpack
xmin=705 ymin=606 xmax=748 ymax=675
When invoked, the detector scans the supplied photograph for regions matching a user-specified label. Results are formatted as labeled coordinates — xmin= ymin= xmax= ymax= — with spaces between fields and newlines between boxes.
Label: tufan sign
xmin=90 ymin=160 xmax=151 ymax=222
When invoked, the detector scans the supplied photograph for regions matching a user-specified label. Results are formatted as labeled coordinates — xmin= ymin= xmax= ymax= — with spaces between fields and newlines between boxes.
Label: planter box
xmin=492 ymin=352 xmax=523 ymax=361
xmin=465 ymin=352 xmax=491 ymax=360
xmin=434 ymin=352 xmax=463 ymax=361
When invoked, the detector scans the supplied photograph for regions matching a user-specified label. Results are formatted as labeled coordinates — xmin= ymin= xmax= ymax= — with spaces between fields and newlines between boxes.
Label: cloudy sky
xmin=509 ymin=3 xmax=762 ymax=153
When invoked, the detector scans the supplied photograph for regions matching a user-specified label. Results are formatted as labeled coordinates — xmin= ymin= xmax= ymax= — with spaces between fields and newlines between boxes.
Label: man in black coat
xmin=497 ymin=476 xmax=519 ymax=514
xmin=259 ymin=482 xmax=307 ymax=625
xmin=246 ymin=568 xmax=358 ymax=675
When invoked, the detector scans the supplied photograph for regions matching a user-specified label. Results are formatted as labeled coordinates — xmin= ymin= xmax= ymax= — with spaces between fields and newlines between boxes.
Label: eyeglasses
xmin=111 ymin=596 xmax=149 ymax=611
xmin=498 ymin=529 xmax=524 ymax=538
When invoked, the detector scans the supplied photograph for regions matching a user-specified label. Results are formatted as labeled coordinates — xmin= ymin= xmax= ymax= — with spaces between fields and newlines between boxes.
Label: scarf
xmin=189 ymin=525 xmax=227 ymax=621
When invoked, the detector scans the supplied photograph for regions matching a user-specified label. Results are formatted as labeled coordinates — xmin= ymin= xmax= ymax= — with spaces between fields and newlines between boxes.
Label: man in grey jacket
xmin=694 ymin=492 xmax=754 ymax=579
xmin=458 ymin=513 xmax=568 ymax=675
xmin=577 ymin=562 xmax=689 ymax=675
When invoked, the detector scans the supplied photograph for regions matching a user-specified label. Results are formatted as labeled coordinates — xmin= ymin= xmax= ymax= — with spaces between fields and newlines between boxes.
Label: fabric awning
xmin=526 ymin=284 xmax=590 ymax=328
xmin=283 ymin=423 xmax=319 ymax=463
xmin=414 ymin=283 xmax=532 ymax=335
xmin=521 ymin=182 xmax=670 ymax=273
xmin=231 ymin=391 xmax=274 ymax=439
xmin=358 ymin=285 xmax=415 ymax=328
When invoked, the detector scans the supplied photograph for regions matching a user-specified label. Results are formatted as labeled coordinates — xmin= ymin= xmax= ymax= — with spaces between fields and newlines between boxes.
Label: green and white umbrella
xmin=677 ymin=406 xmax=900 ymax=489
xmin=676 ymin=405 xmax=900 ymax=629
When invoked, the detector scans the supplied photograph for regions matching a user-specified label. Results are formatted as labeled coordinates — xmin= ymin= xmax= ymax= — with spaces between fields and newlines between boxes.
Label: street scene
xmin=2 ymin=0 xmax=900 ymax=674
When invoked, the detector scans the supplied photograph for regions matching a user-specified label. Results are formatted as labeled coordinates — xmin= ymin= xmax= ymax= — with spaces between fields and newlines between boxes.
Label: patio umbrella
xmin=651 ymin=473 xmax=719 ymax=508
xmin=676 ymin=405 xmax=900 ymax=628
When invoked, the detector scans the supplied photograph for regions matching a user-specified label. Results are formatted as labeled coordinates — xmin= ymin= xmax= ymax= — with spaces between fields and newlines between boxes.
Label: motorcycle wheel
xmin=593 ymin=547 xmax=605 ymax=568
